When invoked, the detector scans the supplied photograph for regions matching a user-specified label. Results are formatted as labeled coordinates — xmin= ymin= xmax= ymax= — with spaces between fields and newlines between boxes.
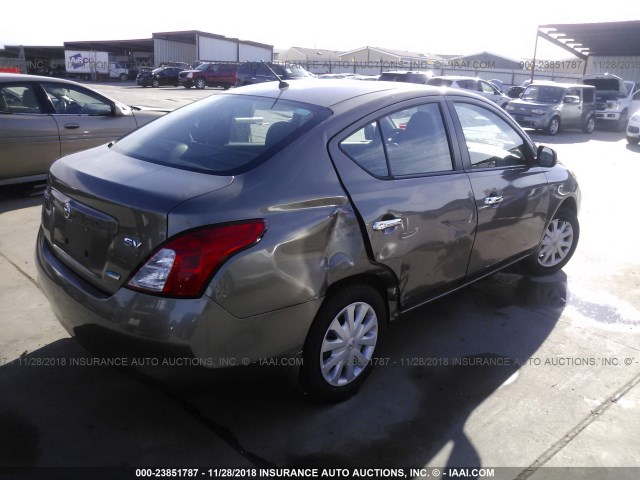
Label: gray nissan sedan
xmin=36 ymin=79 xmax=580 ymax=401
xmin=0 ymin=73 xmax=167 ymax=185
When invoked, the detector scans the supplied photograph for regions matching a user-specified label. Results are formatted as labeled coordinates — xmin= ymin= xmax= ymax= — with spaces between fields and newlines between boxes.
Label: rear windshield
xmin=426 ymin=78 xmax=453 ymax=87
xmin=112 ymin=94 xmax=331 ymax=175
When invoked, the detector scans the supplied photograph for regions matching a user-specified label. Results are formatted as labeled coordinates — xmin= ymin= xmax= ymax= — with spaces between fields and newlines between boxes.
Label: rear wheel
xmin=583 ymin=116 xmax=595 ymax=134
xmin=119 ymin=73 xmax=127 ymax=81
xmin=627 ymin=135 xmax=640 ymax=145
xmin=151 ymin=79 xmax=160 ymax=88
xmin=546 ymin=116 xmax=560 ymax=135
xmin=300 ymin=284 xmax=386 ymax=402
xmin=195 ymin=78 xmax=206 ymax=89
xmin=522 ymin=208 xmax=579 ymax=275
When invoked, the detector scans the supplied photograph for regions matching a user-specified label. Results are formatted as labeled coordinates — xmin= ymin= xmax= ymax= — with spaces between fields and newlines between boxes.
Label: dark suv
xmin=178 ymin=62 xmax=238 ymax=90
xmin=378 ymin=71 xmax=430 ymax=84
xmin=235 ymin=62 xmax=312 ymax=87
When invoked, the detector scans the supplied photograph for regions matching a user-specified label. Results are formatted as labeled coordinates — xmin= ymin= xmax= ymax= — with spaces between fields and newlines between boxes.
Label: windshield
xmin=521 ymin=85 xmax=565 ymax=103
xmin=284 ymin=66 xmax=311 ymax=78
xmin=112 ymin=94 xmax=331 ymax=175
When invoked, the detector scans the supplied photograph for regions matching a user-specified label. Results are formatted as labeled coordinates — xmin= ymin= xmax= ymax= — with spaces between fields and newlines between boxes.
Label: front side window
xmin=42 ymin=83 xmax=112 ymax=115
xmin=454 ymin=102 xmax=528 ymax=169
xmin=0 ymin=84 xmax=43 ymax=114
xmin=113 ymin=94 xmax=331 ymax=175
xmin=480 ymin=81 xmax=497 ymax=94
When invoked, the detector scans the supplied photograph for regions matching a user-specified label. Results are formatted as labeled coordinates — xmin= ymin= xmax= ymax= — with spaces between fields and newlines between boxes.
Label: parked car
xmin=506 ymin=82 xmax=596 ymax=135
xmin=36 ymin=80 xmax=580 ymax=401
xmin=627 ymin=109 xmax=640 ymax=144
xmin=178 ymin=62 xmax=238 ymax=90
xmin=378 ymin=70 xmax=430 ymax=84
xmin=0 ymin=73 xmax=169 ymax=185
xmin=581 ymin=73 xmax=639 ymax=131
xmin=427 ymin=76 xmax=511 ymax=108
xmin=137 ymin=67 xmax=182 ymax=88
xmin=235 ymin=62 xmax=313 ymax=87
xmin=507 ymin=80 xmax=532 ymax=99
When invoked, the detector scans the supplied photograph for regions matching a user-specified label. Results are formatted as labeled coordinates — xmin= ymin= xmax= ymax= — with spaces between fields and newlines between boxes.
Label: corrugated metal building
xmin=152 ymin=31 xmax=272 ymax=65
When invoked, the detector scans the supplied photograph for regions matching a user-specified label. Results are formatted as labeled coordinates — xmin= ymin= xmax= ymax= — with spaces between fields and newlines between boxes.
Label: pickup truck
xmin=582 ymin=73 xmax=639 ymax=131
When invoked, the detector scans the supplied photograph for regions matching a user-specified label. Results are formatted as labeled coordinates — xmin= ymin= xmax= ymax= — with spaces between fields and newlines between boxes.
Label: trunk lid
xmin=41 ymin=144 xmax=233 ymax=295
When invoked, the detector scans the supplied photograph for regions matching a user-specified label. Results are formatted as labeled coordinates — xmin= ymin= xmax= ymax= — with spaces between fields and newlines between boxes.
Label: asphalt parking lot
xmin=1 ymin=81 xmax=639 ymax=479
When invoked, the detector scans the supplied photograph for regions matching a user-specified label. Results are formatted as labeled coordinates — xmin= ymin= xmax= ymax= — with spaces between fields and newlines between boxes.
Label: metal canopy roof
xmin=539 ymin=21 xmax=640 ymax=58
xmin=63 ymin=38 xmax=154 ymax=54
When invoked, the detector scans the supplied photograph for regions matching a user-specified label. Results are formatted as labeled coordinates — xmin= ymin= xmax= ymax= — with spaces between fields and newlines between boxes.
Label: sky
xmin=2 ymin=1 xmax=640 ymax=60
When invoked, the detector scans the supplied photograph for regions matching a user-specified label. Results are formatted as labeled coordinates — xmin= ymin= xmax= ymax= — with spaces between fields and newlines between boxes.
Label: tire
xmin=583 ymin=116 xmax=595 ymax=134
xmin=627 ymin=135 xmax=640 ymax=145
xmin=195 ymin=78 xmax=206 ymax=89
xmin=617 ymin=110 xmax=629 ymax=132
xmin=151 ymin=79 xmax=160 ymax=88
xmin=223 ymin=85 xmax=230 ymax=90
xmin=119 ymin=73 xmax=127 ymax=82
xmin=545 ymin=116 xmax=560 ymax=136
xmin=522 ymin=208 xmax=579 ymax=276
xmin=300 ymin=284 xmax=386 ymax=402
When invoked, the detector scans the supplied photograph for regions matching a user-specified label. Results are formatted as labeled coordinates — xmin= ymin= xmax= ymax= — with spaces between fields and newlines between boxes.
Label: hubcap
xmin=320 ymin=302 xmax=378 ymax=387
xmin=537 ymin=218 xmax=574 ymax=267
xmin=550 ymin=119 xmax=559 ymax=134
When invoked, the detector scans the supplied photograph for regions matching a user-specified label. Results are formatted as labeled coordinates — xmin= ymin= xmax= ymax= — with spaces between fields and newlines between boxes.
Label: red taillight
xmin=128 ymin=220 xmax=266 ymax=297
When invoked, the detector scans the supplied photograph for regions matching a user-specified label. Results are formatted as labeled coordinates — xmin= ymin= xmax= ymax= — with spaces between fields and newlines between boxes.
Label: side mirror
xmin=113 ymin=102 xmax=132 ymax=117
xmin=537 ymin=145 xmax=557 ymax=168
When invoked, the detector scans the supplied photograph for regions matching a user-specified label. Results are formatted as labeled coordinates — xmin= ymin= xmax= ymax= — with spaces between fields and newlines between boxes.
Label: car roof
xmin=0 ymin=73 xmax=120 ymax=102
xmin=1 ymin=73 xmax=91 ymax=86
xmin=430 ymin=75 xmax=483 ymax=81
xmin=229 ymin=78 xmax=482 ymax=108
xmin=528 ymin=81 xmax=594 ymax=89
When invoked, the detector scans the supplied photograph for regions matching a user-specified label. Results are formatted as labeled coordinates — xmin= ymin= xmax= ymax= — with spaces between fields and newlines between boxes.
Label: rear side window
xmin=340 ymin=102 xmax=453 ymax=178
xmin=112 ymin=94 xmax=331 ymax=175
xmin=0 ymin=84 xmax=43 ymax=114
xmin=582 ymin=88 xmax=595 ymax=103
xmin=426 ymin=78 xmax=453 ymax=87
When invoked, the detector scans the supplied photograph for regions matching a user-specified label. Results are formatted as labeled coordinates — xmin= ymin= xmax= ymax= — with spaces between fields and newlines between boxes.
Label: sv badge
xmin=123 ymin=237 xmax=142 ymax=249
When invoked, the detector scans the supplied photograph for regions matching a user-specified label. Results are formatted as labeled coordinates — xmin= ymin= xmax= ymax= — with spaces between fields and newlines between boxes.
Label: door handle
xmin=372 ymin=218 xmax=402 ymax=231
xmin=484 ymin=195 xmax=503 ymax=205
xmin=64 ymin=123 xmax=80 ymax=129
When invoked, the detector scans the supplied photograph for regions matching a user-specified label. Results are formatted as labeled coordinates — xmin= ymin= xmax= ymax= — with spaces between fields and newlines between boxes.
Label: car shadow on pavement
xmin=0 ymin=183 xmax=44 ymax=215
xmin=528 ymin=129 xmax=624 ymax=145
xmin=0 ymin=270 xmax=566 ymax=474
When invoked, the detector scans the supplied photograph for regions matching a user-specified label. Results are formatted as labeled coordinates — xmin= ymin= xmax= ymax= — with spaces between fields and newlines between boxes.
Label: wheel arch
xmin=323 ymin=270 xmax=399 ymax=325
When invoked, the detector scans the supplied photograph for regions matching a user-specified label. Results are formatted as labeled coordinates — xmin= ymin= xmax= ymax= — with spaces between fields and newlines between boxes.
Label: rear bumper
xmin=512 ymin=114 xmax=549 ymax=129
xmin=36 ymin=230 xmax=321 ymax=365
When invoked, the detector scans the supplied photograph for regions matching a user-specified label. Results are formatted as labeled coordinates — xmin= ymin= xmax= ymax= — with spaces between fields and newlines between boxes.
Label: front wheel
xmin=300 ymin=284 xmax=386 ymax=402
xmin=546 ymin=116 xmax=560 ymax=136
xmin=583 ymin=116 xmax=595 ymax=134
xmin=195 ymin=78 xmax=206 ymax=89
xmin=119 ymin=73 xmax=127 ymax=82
xmin=627 ymin=135 xmax=640 ymax=145
xmin=151 ymin=79 xmax=160 ymax=88
xmin=522 ymin=208 xmax=579 ymax=275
